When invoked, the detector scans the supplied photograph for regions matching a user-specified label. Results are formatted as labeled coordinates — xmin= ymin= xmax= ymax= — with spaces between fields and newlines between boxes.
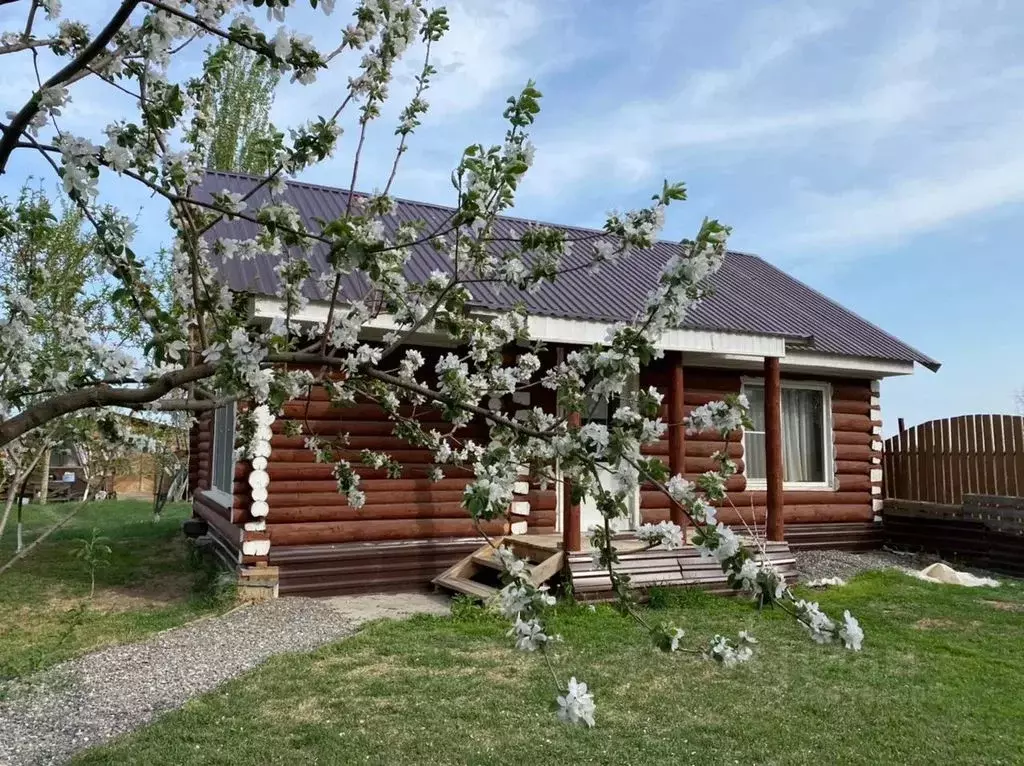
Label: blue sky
xmin=1 ymin=0 xmax=1022 ymax=432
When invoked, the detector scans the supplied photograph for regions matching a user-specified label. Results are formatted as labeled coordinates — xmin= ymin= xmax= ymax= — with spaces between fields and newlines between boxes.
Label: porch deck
xmin=519 ymin=533 xmax=796 ymax=601
xmin=433 ymin=532 xmax=797 ymax=602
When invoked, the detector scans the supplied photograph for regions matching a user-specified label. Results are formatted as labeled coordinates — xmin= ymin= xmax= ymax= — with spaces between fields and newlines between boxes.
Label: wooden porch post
xmin=764 ymin=356 xmax=785 ymax=542
xmin=562 ymin=409 xmax=582 ymax=552
xmin=667 ymin=354 xmax=687 ymax=536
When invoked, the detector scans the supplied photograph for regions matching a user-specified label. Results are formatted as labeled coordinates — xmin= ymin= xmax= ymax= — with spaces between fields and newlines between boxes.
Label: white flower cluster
xmin=635 ymin=521 xmax=684 ymax=550
xmin=557 ymin=677 xmax=596 ymax=728
xmin=666 ymin=626 xmax=686 ymax=652
xmin=694 ymin=522 xmax=741 ymax=564
xmin=666 ymin=474 xmax=697 ymax=505
xmin=706 ymin=632 xmax=757 ymax=668
xmin=55 ymin=134 xmax=99 ymax=200
xmin=685 ymin=399 xmax=745 ymax=436
xmin=735 ymin=557 xmax=787 ymax=603
xmin=793 ymin=600 xmax=864 ymax=651
xmin=397 ymin=349 xmax=424 ymax=381
xmin=507 ymin=616 xmax=559 ymax=652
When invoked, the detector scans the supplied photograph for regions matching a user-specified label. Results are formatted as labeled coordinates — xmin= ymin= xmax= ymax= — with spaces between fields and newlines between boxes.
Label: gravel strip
xmin=792 ymin=547 xmax=1011 ymax=584
xmin=0 ymin=593 xmax=450 ymax=765
xmin=794 ymin=548 xmax=920 ymax=582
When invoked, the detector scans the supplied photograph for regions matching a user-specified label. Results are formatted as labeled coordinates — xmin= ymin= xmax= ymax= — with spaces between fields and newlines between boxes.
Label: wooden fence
xmin=884 ymin=495 xmax=1024 ymax=577
xmin=883 ymin=414 xmax=1024 ymax=504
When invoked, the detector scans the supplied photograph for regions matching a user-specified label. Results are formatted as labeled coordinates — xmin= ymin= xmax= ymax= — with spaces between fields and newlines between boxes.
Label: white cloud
xmin=423 ymin=0 xmax=566 ymax=118
xmin=788 ymin=121 xmax=1024 ymax=251
xmin=512 ymin=0 xmax=1024 ymax=264
xmin=684 ymin=2 xmax=848 ymax=106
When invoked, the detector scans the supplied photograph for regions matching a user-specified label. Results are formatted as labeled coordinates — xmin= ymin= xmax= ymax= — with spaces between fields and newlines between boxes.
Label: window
xmin=742 ymin=380 xmax=831 ymax=487
xmin=211 ymin=404 xmax=237 ymax=495
xmin=581 ymin=394 xmax=617 ymax=427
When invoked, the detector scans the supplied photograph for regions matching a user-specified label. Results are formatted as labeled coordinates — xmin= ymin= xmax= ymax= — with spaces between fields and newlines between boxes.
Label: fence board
xmin=1003 ymin=415 xmax=1018 ymax=497
xmin=884 ymin=495 xmax=1024 ymax=577
xmin=966 ymin=415 xmax=979 ymax=495
xmin=884 ymin=415 xmax=1024 ymax=505
xmin=1015 ymin=418 xmax=1024 ymax=499
xmin=908 ymin=423 xmax=919 ymax=501
xmin=950 ymin=416 xmax=964 ymax=504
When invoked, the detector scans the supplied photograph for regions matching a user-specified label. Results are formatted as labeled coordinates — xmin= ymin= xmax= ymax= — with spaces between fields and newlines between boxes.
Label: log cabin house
xmin=187 ymin=170 xmax=939 ymax=599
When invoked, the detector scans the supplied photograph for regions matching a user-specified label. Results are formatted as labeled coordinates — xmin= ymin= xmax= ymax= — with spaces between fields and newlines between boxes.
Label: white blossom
xmin=793 ymin=599 xmax=836 ymax=645
xmin=557 ymin=677 xmax=596 ymax=727
xmin=839 ymin=610 xmax=864 ymax=651
xmin=507 ymin=616 xmax=552 ymax=652
xmin=686 ymin=399 xmax=745 ymax=435
xmin=665 ymin=474 xmax=696 ymax=504
xmin=706 ymin=633 xmax=755 ymax=668
xmin=40 ymin=0 xmax=61 ymax=20
xmin=635 ymin=521 xmax=684 ymax=550
xmin=668 ymin=626 xmax=686 ymax=652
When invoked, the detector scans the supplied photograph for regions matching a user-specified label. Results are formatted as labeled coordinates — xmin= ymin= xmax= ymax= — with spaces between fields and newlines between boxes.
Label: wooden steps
xmin=567 ymin=540 xmax=798 ymax=601
xmin=432 ymin=536 xmax=564 ymax=600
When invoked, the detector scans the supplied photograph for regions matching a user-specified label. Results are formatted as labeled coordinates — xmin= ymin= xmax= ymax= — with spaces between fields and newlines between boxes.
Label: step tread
xmin=434 ymin=574 xmax=498 ymax=599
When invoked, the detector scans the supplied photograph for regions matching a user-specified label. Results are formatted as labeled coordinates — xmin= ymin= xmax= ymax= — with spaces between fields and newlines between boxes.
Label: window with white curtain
xmin=742 ymin=381 xmax=832 ymax=487
xmin=211 ymin=404 xmax=237 ymax=495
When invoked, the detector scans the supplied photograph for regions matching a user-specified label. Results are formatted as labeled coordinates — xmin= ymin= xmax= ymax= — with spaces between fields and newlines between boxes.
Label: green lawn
xmin=0 ymin=499 xmax=226 ymax=680
xmin=75 ymin=570 xmax=1024 ymax=765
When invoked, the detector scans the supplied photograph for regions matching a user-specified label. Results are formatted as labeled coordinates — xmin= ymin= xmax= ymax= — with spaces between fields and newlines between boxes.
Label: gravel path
xmin=0 ymin=593 xmax=450 ymax=766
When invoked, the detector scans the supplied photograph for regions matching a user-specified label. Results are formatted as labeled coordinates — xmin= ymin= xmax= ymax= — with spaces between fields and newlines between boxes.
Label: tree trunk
xmin=0 ymin=484 xmax=17 ymax=544
xmin=0 ymin=498 xmax=88 ymax=576
xmin=0 ymin=444 xmax=50 ymax=543
xmin=39 ymin=446 xmax=52 ymax=504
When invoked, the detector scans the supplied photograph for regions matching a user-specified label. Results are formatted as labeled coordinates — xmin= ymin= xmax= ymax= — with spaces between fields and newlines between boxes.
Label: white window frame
xmin=740 ymin=377 xmax=834 ymax=491
xmin=208 ymin=403 xmax=237 ymax=503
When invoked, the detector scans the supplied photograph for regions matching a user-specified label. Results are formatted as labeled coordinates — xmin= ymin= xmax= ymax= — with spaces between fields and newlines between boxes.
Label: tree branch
xmin=0 ymin=0 xmax=140 ymax=173
xmin=0 ymin=363 xmax=216 ymax=446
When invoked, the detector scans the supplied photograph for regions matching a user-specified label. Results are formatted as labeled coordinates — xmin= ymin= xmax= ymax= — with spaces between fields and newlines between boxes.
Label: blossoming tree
xmin=0 ymin=0 xmax=862 ymax=724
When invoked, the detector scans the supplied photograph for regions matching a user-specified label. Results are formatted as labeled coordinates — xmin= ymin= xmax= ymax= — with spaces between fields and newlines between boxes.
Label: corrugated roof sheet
xmin=197 ymin=170 xmax=939 ymax=371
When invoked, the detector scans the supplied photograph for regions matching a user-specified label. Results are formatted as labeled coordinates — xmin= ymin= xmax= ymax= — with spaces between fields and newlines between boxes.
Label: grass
xmin=74 ymin=570 xmax=1024 ymax=765
xmin=0 ymin=499 xmax=228 ymax=681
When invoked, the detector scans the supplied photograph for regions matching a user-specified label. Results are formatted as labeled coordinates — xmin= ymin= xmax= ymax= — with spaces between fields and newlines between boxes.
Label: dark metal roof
xmin=197 ymin=170 xmax=940 ymax=371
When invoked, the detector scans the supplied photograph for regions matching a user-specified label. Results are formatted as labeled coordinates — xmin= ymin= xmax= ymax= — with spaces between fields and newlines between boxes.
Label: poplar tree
xmin=200 ymin=42 xmax=280 ymax=175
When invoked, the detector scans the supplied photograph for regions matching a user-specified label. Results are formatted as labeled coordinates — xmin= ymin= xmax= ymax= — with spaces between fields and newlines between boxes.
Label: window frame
xmin=209 ymin=403 xmax=238 ymax=503
xmin=740 ymin=377 xmax=834 ymax=492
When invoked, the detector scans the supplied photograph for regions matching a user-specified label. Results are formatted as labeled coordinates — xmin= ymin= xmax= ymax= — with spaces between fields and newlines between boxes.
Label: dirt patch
xmin=982 ymin=600 xmax=1024 ymax=613
xmin=914 ymin=618 xmax=956 ymax=630
xmin=46 ymin=574 xmax=191 ymax=614
xmin=323 ymin=592 xmax=450 ymax=622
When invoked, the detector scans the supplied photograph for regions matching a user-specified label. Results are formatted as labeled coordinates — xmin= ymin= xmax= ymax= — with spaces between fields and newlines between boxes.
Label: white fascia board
xmin=704 ymin=351 xmax=915 ymax=378
xmin=525 ymin=315 xmax=785 ymax=356
xmin=251 ymin=298 xmax=786 ymax=358
xmin=780 ymin=351 xmax=914 ymax=378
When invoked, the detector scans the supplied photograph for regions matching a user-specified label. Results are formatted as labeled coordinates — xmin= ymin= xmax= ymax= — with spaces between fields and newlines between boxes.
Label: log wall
xmin=186 ymin=353 xmax=884 ymax=594
xmin=638 ymin=361 xmax=879 ymax=531
xmin=188 ymin=411 xmax=212 ymax=495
